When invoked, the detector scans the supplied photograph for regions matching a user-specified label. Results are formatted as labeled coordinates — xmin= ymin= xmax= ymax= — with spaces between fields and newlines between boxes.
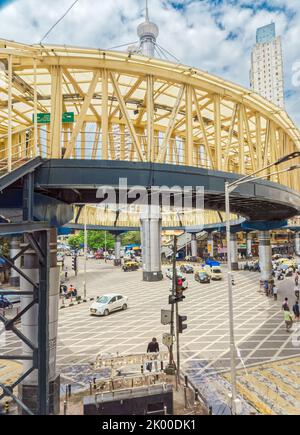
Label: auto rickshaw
xmin=122 ymin=260 xmax=139 ymax=272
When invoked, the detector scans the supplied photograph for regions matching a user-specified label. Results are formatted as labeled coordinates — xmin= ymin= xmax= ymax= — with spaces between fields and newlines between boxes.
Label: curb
xmin=60 ymin=297 xmax=94 ymax=310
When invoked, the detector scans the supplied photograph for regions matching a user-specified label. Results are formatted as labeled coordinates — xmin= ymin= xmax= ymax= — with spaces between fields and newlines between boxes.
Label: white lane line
xmin=184 ymin=309 xmax=283 ymax=377
xmin=182 ymin=299 xmax=277 ymax=364
xmin=241 ymin=311 xmax=285 ymax=365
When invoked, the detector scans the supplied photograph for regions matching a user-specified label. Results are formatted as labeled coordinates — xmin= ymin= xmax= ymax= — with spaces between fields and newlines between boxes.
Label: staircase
xmin=162 ymin=231 xmax=207 ymax=258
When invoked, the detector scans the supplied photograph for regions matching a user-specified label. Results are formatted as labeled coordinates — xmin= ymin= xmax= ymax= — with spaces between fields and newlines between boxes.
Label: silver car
xmin=89 ymin=294 xmax=128 ymax=316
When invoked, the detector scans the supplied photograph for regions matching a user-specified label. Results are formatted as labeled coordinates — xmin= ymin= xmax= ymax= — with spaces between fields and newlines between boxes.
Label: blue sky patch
xmin=0 ymin=0 xmax=14 ymax=9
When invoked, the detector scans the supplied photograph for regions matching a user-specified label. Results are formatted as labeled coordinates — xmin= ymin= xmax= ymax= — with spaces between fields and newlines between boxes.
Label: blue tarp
xmin=205 ymin=259 xmax=220 ymax=267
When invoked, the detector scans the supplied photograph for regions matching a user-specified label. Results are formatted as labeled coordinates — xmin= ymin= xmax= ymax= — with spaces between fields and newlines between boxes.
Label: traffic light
xmin=72 ymin=256 xmax=77 ymax=275
xmin=178 ymin=315 xmax=187 ymax=333
xmin=176 ymin=277 xmax=185 ymax=302
xmin=168 ymin=277 xmax=186 ymax=304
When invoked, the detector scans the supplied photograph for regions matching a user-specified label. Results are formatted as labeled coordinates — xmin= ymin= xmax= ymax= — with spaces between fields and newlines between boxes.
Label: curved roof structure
xmin=0 ymin=38 xmax=299 ymax=225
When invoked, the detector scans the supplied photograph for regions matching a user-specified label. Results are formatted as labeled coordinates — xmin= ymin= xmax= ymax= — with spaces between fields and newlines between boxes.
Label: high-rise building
xmin=250 ymin=23 xmax=285 ymax=108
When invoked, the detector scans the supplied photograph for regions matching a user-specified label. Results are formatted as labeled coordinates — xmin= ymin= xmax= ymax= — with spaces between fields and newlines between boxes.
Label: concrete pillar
xmin=9 ymin=236 xmax=20 ymax=287
xmin=207 ymin=233 xmax=214 ymax=257
xmin=246 ymin=233 xmax=252 ymax=257
xmin=295 ymin=232 xmax=300 ymax=256
xmin=114 ymin=235 xmax=122 ymax=266
xmin=19 ymin=229 xmax=60 ymax=415
xmin=230 ymin=233 xmax=238 ymax=270
xmin=259 ymin=231 xmax=273 ymax=283
xmin=191 ymin=233 xmax=197 ymax=259
xmin=140 ymin=206 xmax=163 ymax=282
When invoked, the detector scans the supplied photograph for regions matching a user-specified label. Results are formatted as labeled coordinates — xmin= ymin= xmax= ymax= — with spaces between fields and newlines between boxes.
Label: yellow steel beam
xmin=147 ymin=75 xmax=154 ymax=161
xmin=101 ymin=69 xmax=109 ymax=160
xmin=64 ymin=70 xmax=100 ymax=159
xmin=156 ymin=84 xmax=185 ymax=163
xmin=110 ymin=72 xmax=145 ymax=162
xmin=50 ymin=66 xmax=62 ymax=158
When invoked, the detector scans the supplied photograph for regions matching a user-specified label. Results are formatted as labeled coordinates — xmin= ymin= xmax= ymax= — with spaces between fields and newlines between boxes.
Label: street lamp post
xmin=83 ymin=205 xmax=87 ymax=302
xmin=225 ymin=151 xmax=300 ymax=415
xmin=225 ymin=181 xmax=238 ymax=415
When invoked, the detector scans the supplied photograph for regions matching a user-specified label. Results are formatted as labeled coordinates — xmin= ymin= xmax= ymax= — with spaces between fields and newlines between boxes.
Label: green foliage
xmin=68 ymin=230 xmax=115 ymax=250
xmin=87 ymin=231 xmax=115 ymax=250
xmin=121 ymin=231 xmax=141 ymax=246
xmin=68 ymin=233 xmax=83 ymax=249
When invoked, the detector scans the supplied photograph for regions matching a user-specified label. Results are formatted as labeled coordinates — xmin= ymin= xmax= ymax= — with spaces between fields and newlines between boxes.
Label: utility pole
xmin=169 ymin=235 xmax=177 ymax=367
xmin=83 ymin=205 xmax=87 ymax=302
xmin=175 ymin=295 xmax=180 ymax=385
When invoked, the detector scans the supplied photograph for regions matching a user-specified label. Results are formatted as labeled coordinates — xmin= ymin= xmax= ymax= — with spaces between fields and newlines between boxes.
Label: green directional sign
xmin=33 ymin=112 xmax=75 ymax=124
xmin=34 ymin=113 xmax=50 ymax=124
xmin=62 ymin=112 xmax=75 ymax=123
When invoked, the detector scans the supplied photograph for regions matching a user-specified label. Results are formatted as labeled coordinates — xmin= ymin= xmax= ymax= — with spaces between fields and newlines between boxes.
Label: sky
xmin=0 ymin=0 xmax=300 ymax=125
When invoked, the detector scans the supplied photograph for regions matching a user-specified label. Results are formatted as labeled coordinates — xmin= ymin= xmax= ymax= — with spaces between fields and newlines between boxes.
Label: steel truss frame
xmin=0 ymin=229 xmax=50 ymax=415
xmin=0 ymin=171 xmax=51 ymax=415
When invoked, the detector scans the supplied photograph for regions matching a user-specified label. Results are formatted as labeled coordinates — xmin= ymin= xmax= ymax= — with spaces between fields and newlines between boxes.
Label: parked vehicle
xmin=211 ymin=266 xmax=223 ymax=280
xmin=194 ymin=269 xmax=211 ymax=283
xmin=180 ymin=264 xmax=194 ymax=274
xmin=122 ymin=260 xmax=139 ymax=272
xmin=90 ymin=294 xmax=128 ymax=316
xmin=285 ymin=267 xmax=294 ymax=277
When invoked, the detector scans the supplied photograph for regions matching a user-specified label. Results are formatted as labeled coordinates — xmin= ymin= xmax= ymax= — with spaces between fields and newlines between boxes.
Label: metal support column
xmin=295 ymin=232 xmax=300 ymax=256
xmin=246 ymin=233 xmax=252 ymax=257
xmin=114 ymin=235 xmax=122 ymax=266
xmin=258 ymin=231 xmax=273 ymax=284
xmin=190 ymin=233 xmax=197 ymax=259
xmin=141 ymin=206 xmax=163 ymax=282
xmin=230 ymin=233 xmax=238 ymax=270
xmin=9 ymin=237 xmax=20 ymax=287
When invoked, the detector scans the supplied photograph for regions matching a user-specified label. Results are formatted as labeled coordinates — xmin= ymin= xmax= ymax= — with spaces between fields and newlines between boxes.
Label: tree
xmin=68 ymin=230 xmax=117 ymax=251
xmin=121 ymin=231 xmax=141 ymax=246
xmin=68 ymin=233 xmax=83 ymax=250
xmin=87 ymin=231 xmax=115 ymax=250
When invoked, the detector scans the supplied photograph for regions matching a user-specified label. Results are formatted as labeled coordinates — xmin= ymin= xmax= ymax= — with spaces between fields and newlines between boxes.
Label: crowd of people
xmin=261 ymin=264 xmax=300 ymax=333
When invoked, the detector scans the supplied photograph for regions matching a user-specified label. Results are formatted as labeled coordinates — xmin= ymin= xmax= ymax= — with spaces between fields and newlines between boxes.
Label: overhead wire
xmin=39 ymin=0 xmax=80 ymax=44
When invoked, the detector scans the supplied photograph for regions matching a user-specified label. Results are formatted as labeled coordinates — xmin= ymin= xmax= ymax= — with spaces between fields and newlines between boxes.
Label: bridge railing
xmin=0 ymin=126 xmax=212 ymax=169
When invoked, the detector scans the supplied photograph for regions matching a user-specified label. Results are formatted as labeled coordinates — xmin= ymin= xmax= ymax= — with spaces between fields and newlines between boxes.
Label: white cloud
xmin=0 ymin=0 xmax=300 ymax=125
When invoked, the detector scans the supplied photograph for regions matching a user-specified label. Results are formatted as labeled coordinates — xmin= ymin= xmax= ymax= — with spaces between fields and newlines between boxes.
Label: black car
xmin=180 ymin=264 xmax=194 ymax=274
xmin=194 ymin=270 xmax=211 ymax=284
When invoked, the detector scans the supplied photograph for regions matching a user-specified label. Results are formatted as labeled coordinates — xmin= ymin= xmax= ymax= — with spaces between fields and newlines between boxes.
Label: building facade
xmin=250 ymin=23 xmax=285 ymax=108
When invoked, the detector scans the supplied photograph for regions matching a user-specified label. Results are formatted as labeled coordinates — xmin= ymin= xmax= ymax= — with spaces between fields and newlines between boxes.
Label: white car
xmin=90 ymin=294 xmax=128 ymax=316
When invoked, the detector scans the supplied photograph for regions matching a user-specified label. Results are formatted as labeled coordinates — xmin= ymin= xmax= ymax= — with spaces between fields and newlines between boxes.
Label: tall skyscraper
xmin=250 ymin=23 xmax=285 ymax=108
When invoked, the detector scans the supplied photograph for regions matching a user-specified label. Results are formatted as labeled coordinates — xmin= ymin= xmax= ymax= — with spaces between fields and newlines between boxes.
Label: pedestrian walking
xmin=295 ymin=274 xmax=299 ymax=286
xmin=64 ymin=265 xmax=68 ymax=280
xmin=294 ymin=285 xmax=300 ymax=300
xmin=146 ymin=337 xmax=159 ymax=372
xmin=293 ymin=301 xmax=300 ymax=322
xmin=273 ymin=285 xmax=278 ymax=301
xmin=264 ymin=280 xmax=269 ymax=296
xmin=283 ymin=308 xmax=293 ymax=332
xmin=282 ymin=298 xmax=289 ymax=311
xmin=269 ymin=281 xmax=274 ymax=298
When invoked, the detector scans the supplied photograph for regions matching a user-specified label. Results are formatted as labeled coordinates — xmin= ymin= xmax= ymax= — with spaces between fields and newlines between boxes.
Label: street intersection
xmin=1 ymin=258 xmax=300 ymax=414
